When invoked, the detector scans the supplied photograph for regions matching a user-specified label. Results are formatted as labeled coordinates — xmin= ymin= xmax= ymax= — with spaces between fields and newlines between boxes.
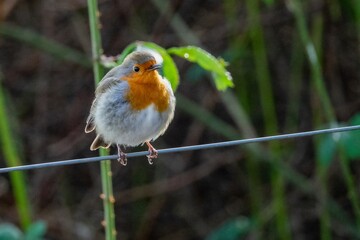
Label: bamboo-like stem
xmin=0 ymin=73 xmax=32 ymax=230
xmin=87 ymin=1 xmax=116 ymax=239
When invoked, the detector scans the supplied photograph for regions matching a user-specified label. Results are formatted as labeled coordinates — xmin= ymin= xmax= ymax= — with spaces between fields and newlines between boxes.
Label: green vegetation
xmin=87 ymin=0 xmax=116 ymax=239
xmin=0 ymin=0 xmax=359 ymax=239
xmin=0 ymin=73 xmax=32 ymax=230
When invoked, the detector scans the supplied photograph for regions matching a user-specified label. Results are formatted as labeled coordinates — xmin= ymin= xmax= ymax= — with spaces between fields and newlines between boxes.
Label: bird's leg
xmin=117 ymin=144 xmax=127 ymax=166
xmin=145 ymin=141 xmax=158 ymax=165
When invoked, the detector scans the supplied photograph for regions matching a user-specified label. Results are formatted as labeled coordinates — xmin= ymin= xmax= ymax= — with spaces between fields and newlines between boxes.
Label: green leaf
xmin=0 ymin=224 xmax=23 ymax=240
xmin=315 ymin=113 xmax=360 ymax=165
xmin=137 ymin=41 xmax=180 ymax=91
xmin=340 ymin=114 xmax=360 ymax=160
xmin=317 ymin=133 xmax=337 ymax=167
xmin=25 ymin=221 xmax=46 ymax=240
xmin=167 ymin=46 xmax=234 ymax=90
xmin=206 ymin=217 xmax=251 ymax=240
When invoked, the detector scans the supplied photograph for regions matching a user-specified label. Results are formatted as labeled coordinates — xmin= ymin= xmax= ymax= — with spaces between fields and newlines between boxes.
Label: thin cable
xmin=1 ymin=125 xmax=360 ymax=173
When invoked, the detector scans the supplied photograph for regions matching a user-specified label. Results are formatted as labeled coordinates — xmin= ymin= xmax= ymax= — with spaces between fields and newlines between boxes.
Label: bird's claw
xmin=147 ymin=150 xmax=158 ymax=165
xmin=117 ymin=152 xmax=127 ymax=166
xmin=117 ymin=144 xmax=127 ymax=166
xmin=146 ymin=142 xmax=158 ymax=165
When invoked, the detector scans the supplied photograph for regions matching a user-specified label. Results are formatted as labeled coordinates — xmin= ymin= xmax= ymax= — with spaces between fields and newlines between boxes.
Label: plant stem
xmin=0 ymin=73 xmax=32 ymax=230
xmin=87 ymin=1 xmax=116 ymax=239
xmin=289 ymin=0 xmax=360 ymax=235
xmin=285 ymin=29 xmax=304 ymax=130
xmin=246 ymin=0 xmax=291 ymax=239
xmin=311 ymin=13 xmax=332 ymax=240
xmin=288 ymin=0 xmax=334 ymax=121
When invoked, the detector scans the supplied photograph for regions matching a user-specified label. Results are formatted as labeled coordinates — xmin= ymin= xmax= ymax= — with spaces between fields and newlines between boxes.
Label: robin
xmin=85 ymin=51 xmax=176 ymax=166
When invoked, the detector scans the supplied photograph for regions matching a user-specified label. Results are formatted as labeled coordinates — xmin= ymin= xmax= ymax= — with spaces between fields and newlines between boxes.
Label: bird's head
xmin=120 ymin=51 xmax=162 ymax=83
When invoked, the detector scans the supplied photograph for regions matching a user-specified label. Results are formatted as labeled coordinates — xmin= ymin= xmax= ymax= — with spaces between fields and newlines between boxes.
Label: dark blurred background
xmin=0 ymin=0 xmax=360 ymax=239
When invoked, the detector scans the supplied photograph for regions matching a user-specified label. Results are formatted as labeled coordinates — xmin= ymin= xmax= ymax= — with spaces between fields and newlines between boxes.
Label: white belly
xmin=93 ymin=84 xmax=174 ymax=146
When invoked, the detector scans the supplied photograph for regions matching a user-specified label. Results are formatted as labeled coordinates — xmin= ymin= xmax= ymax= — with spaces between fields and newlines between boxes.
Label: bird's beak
xmin=147 ymin=64 xmax=162 ymax=71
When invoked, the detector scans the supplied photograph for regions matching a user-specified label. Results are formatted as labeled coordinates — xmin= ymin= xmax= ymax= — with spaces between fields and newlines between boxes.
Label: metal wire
xmin=1 ymin=125 xmax=360 ymax=173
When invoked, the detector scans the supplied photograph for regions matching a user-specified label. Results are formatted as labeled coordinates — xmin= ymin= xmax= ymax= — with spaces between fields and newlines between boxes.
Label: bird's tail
xmin=90 ymin=135 xmax=111 ymax=150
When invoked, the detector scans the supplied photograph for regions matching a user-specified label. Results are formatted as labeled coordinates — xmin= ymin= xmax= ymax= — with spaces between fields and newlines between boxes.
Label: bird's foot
xmin=146 ymin=142 xmax=158 ymax=165
xmin=117 ymin=144 xmax=127 ymax=166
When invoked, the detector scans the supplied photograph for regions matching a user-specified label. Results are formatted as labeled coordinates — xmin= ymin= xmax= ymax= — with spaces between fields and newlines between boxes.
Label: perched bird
xmin=85 ymin=51 xmax=176 ymax=166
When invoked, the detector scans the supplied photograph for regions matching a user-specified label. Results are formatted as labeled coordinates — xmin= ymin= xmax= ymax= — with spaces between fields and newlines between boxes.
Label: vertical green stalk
xmin=245 ymin=0 xmax=291 ymax=239
xmin=289 ymin=0 xmax=360 ymax=234
xmin=285 ymin=30 xmax=304 ymax=129
xmin=223 ymin=0 xmax=265 ymax=236
xmin=312 ymin=14 xmax=332 ymax=240
xmin=353 ymin=0 xmax=360 ymax=39
xmin=87 ymin=1 xmax=116 ymax=239
xmin=0 ymin=73 xmax=32 ymax=230
xmin=288 ymin=0 xmax=334 ymax=121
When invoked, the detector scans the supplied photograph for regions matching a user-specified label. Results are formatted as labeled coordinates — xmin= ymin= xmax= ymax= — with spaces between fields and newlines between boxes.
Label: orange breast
xmin=124 ymin=71 xmax=170 ymax=112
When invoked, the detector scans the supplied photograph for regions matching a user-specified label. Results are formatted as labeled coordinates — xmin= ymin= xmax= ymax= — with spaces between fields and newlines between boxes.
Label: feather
xmin=90 ymin=135 xmax=111 ymax=150
xmin=84 ymin=115 xmax=95 ymax=133
xmin=84 ymin=98 xmax=98 ymax=133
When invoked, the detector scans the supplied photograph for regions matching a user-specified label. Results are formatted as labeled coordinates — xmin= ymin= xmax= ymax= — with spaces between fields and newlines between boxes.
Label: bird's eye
xmin=133 ymin=66 xmax=140 ymax=72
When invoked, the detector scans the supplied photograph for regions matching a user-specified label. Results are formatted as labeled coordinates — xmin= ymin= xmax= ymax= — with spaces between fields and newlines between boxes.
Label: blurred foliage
xmin=0 ymin=23 xmax=90 ymax=68
xmin=318 ymin=114 xmax=360 ymax=167
xmin=0 ymin=0 xmax=360 ymax=239
xmin=206 ymin=217 xmax=252 ymax=240
xmin=0 ymin=221 xmax=46 ymax=240
xmin=0 ymin=74 xmax=32 ymax=230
